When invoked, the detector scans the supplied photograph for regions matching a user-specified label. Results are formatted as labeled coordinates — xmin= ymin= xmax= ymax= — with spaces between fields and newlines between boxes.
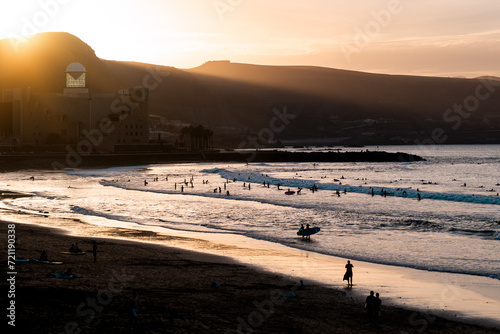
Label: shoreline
xmin=2 ymin=210 xmax=499 ymax=333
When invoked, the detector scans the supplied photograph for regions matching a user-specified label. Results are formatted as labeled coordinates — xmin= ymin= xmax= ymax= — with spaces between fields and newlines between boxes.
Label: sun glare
xmin=0 ymin=2 xmax=39 ymax=39
xmin=1 ymin=0 xmax=500 ymax=75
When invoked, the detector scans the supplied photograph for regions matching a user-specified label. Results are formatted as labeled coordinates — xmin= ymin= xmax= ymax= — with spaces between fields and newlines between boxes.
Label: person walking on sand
xmin=92 ymin=240 xmax=98 ymax=263
xmin=344 ymin=260 xmax=354 ymax=287
xmin=365 ymin=290 xmax=376 ymax=319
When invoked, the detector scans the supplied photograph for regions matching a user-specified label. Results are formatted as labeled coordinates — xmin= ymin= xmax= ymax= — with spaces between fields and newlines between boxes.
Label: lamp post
xmin=88 ymin=93 xmax=92 ymax=132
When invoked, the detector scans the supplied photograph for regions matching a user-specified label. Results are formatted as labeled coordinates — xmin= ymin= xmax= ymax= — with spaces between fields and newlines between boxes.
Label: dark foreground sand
xmin=2 ymin=221 xmax=498 ymax=334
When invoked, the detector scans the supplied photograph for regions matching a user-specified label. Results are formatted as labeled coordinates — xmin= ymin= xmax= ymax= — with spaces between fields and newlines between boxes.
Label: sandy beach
xmin=2 ymin=215 xmax=499 ymax=333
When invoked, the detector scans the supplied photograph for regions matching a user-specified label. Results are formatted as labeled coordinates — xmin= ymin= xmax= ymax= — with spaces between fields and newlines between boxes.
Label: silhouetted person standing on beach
xmin=374 ymin=292 xmax=382 ymax=319
xmin=39 ymin=251 xmax=48 ymax=261
xmin=344 ymin=260 xmax=354 ymax=287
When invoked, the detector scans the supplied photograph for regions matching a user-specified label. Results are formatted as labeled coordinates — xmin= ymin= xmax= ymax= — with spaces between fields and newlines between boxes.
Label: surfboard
xmin=297 ymin=227 xmax=320 ymax=236
xmin=285 ymin=190 xmax=295 ymax=195
xmin=60 ymin=251 xmax=86 ymax=255
xmin=32 ymin=259 xmax=63 ymax=265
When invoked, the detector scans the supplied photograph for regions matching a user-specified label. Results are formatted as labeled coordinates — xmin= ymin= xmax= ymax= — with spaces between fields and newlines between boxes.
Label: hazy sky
xmin=1 ymin=0 xmax=500 ymax=77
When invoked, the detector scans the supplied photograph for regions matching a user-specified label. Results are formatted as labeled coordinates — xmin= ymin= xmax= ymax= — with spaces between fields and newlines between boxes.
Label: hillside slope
xmin=1 ymin=32 xmax=499 ymax=146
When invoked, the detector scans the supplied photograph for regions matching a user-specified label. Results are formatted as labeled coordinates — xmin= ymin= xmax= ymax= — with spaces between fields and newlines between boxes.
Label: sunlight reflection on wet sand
xmin=2 ymin=207 xmax=499 ymax=329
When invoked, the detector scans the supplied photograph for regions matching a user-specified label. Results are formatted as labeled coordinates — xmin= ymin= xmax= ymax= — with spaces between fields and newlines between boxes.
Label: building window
xmin=66 ymin=73 xmax=86 ymax=88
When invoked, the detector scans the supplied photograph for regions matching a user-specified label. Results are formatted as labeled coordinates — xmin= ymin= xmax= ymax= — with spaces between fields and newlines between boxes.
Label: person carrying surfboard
xmin=299 ymin=224 xmax=305 ymax=240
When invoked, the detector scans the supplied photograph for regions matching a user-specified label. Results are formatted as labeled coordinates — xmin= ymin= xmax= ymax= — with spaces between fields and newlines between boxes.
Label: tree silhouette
xmin=178 ymin=125 xmax=213 ymax=150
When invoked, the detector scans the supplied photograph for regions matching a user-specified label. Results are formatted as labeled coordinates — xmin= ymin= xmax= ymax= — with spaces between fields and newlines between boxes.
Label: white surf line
xmin=4 ymin=209 xmax=500 ymax=330
xmin=221 ymin=170 xmax=500 ymax=205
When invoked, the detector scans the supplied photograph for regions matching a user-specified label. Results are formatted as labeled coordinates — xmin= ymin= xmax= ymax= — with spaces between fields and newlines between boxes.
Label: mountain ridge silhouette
xmin=1 ymin=32 xmax=499 ymax=146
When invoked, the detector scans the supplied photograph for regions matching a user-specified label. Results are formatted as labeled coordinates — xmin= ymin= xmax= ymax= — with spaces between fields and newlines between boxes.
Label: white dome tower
xmin=64 ymin=62 xmax=89 ymax=96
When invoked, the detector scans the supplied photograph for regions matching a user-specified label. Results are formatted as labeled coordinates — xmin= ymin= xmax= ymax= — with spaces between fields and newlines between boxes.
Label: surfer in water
xmin=344 ymin=260 xmax=354 ymax=287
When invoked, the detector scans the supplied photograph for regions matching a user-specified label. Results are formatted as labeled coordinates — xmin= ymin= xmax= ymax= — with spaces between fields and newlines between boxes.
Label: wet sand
xmin=2 ymin=218 xmax=499 ymax=334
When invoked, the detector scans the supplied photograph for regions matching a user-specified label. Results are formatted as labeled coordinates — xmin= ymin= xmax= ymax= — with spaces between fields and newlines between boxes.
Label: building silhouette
xmin=0 ymin=62 xmax=149 ymax=153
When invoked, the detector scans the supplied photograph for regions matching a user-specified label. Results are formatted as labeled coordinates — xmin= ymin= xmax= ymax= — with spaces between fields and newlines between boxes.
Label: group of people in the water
xmin=137 ymin=170 xmax=349 ymax=199
xmin=137 ymin=170 xmax=499 ymax=202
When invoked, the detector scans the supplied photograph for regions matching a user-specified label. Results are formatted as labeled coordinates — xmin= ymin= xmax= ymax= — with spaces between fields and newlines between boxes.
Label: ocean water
xmin=1 ymin=145 xmax=499 ymax=280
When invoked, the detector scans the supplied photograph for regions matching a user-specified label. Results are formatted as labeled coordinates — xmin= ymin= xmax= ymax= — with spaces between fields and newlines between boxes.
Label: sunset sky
xmin=1 ymin=0 xmax=500 ymax=77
